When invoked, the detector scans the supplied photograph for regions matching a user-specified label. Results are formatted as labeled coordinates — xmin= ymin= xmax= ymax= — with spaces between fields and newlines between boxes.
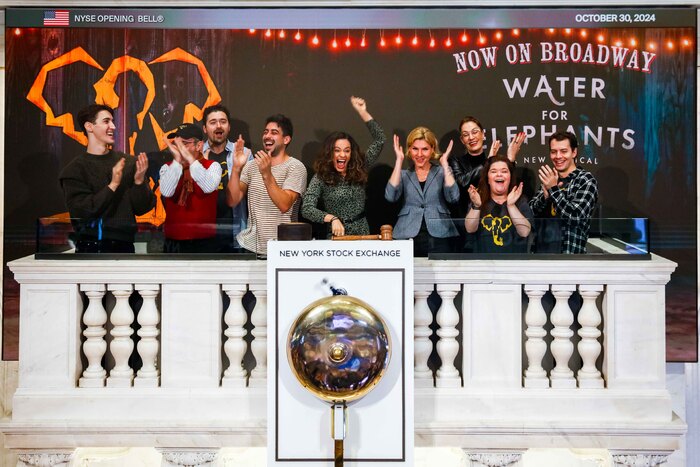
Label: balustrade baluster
xmin=523 ymin=284 xmax=549 ymax=388
xmin=134 ymin=284 xmax=160 ymax=388
xmin=549 ymin=284 xmax=576 ymax=388
xmin=435 ymin=284 xmax=461 ymax=388
xmin=222 ymin=285 xmax=248 ymax=387
xmin=106 ymin=284 xmax=135 ymax=387
xmin=577 ymin=284 xmax=604 ymax=388
xmin=79 ymin=284 xmax=107 ymax=388
xmin=414 ymin=284 xmax=434 ymax=387
xmin=249 ymin=287 xmax=267 ymax=382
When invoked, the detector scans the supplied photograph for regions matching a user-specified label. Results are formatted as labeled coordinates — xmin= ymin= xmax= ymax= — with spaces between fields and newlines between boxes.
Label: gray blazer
xmin=385 ymin=164 xmax=460 ymax=239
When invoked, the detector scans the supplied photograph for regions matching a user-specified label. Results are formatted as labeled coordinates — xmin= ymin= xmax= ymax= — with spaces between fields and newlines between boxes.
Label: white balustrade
xmin=414 ymin=284 xmax=434 ymax=387
xmin=134 ymin=284 xmax=160 ymax=388
xmin=78 ymin=284 xmax=108 ymax=388
xmin=435 ymin=284 xmax=461 ymax=388
xmin=106 ymin=284 xmax=135 ymax=388
xmin=549 ymin=284 xmax=576 ymax=389
xmin=249 ymin=287 xmax=267 ymax=383
xmin=577 ymin=284 xmax=604 ymax=388
xmin=222 ymin=285 xmax=249 ymax=387
xmin=5 ymin=254 xmax=682 ymax=460
xmin=523 ymin=284 xmax=549 ymax=388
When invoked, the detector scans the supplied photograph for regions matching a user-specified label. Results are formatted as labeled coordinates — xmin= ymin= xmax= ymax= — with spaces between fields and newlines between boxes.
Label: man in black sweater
xmin=59 ymin=104 xmax=155 ymax=253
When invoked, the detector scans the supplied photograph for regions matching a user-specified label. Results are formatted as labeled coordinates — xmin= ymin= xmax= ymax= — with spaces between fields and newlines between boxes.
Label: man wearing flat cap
xmin=159 ymin=123 xmax=222 ymax=253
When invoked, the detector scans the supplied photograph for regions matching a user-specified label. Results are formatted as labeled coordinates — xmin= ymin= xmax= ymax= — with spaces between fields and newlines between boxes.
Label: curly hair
xmin=313 ymin=131 xmax=368 ymax=186
xmin=477 ymin=154 xmax=516 ymax=216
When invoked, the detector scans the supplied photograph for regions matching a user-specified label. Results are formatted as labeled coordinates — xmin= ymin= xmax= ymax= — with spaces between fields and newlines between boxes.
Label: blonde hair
xmin=405 ymin=126 xmax=441 ymax=161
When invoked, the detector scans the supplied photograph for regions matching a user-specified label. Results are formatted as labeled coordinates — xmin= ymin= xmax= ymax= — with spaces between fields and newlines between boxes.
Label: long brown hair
xmin=313 ymin=131 xmax=367 ymax=185
xmin=477 ymin=154 xmax=516 ymax=216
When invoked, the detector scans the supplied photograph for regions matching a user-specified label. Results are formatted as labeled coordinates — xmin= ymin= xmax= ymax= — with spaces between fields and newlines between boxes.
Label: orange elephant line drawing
xmin=27 ymin=46 xmax=222 ymax=227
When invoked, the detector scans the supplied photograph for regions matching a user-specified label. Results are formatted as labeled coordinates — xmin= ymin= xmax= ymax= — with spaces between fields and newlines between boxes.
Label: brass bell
xmin=287 ymin=293 xmax=391 ymax=466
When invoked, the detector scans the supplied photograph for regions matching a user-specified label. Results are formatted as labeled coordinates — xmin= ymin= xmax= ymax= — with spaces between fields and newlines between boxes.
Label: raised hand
xmin=134 ymin=152 xmax=148 ymax=185
xmin=439 ymin=140 xmax=454 ymax=169
xmin=232 ymin=134 xmax=248 ymax=168
xmin=109 ymin=158 xmax=125 ymax=191
xmin=507 ymin=182 xmax=524 ymax=206
xmin=392 ymin=134 xmax=404 ymax=166
xmin=174 ymin=138 xmax=196 ymax=166
xmin=468 ymin=184 xmax=482 ymax=208
xmin=488 ymin=139 xmax=502 ymax=157
xmin=507 ymin=132 xmax=525 ymax=162
xmin=163 ymin=135 xmax=182 ymax=165
xmin=350 ymin=96 xmax=372 ymax=122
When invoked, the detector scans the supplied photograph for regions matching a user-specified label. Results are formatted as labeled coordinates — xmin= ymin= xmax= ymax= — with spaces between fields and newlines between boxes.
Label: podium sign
xmin=267 ymin=240 xmax=414 ymax=466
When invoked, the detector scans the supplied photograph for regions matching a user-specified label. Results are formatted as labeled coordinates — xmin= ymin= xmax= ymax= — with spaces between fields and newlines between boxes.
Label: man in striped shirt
xmin=226 ymin=114 xmax=307 ymax=257
xmin=529 ymin=131 xmax=598 ymax=254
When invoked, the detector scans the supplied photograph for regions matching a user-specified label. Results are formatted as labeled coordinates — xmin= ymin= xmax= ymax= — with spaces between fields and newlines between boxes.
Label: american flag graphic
xmin=43 ymin=10 xmax=70 ymax=26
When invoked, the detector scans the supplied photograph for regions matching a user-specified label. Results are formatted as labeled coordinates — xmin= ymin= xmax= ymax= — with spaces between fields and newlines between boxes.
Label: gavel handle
xmin=332 ymin=234 xmax=379 ymax=241
xmin=332 ymin=225 xmax=393 ymax=241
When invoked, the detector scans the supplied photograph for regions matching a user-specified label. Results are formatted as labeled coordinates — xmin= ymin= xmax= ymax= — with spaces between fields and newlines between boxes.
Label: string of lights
xmin=241 ymin=27 xmax=692 ymax=53
xmin=12 ymin=27 xmax=693 ymax=53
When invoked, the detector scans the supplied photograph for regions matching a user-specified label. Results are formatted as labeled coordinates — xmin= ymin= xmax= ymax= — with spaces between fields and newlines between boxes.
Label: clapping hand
xmin=134 ymin=152 xmax=148 ymax=185
xmin=468 ymin=184 xmax=482 ymax=209
xmin=174 ymin=139 xmax=196 ymax=166
xmin=163 ymin=135 xmax=183 ymax=165
xmin=507 ymin=132 xmax=525 ymax=162
xmin=254 ymin=150 xmax=272 ymax=178
xmin=233 ymin=134 xmax=248 ymax=168
xmin=392 ymin=134 xmax=404 ymax=165
xmin=488 ymin=140 xmax=501 ymax=158
xmin=439 ymin=140 xmax=454 ymax=169
xmin=507 ymin=182 xmax=524 ymax=206
xmin=489 ymin=132 xmax=525 ymax=161
xmin=109 ymin=158 xmax=126 ymax=191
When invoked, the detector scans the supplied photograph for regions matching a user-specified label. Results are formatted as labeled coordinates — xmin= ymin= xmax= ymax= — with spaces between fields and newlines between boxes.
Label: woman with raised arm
xmin=465 ymin=155 xmax=533 ymax=253
xmin=302 ymin=96 xmax=386 ymax=238
xmin=385 ymin=127 xmax=459 ymax=256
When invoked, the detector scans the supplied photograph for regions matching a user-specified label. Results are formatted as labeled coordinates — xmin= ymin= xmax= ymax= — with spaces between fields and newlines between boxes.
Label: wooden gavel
xmin=332 ymin=225 xmax=393 ymax=241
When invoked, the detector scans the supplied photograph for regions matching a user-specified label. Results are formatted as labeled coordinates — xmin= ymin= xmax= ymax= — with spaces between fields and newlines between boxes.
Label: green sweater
xmin=59 ymin=151 xmax=155 ymax=243
xmin=302 ymin=120 xmax=385 ymax=237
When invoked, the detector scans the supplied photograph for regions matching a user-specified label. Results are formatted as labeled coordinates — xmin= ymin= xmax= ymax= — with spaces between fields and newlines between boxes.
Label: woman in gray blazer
xmin=385 ymin=127 xmax=460 ymax=256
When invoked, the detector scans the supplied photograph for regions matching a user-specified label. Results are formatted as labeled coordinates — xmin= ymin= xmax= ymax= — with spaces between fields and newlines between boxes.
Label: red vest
xmin=163 ymin=159 xmax=218 ymax=240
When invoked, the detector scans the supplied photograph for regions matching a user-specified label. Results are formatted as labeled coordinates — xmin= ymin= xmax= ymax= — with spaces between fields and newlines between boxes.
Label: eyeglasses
xmin=461 ymin=129 xmax=483 ymax=138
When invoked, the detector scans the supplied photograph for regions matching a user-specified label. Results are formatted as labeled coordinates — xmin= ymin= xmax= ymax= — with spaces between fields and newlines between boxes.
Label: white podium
xmin=267 ymin=240 xmax=414 ymax=466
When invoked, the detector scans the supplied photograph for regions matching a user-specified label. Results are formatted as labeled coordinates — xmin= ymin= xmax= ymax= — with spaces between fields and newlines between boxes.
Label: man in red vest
xmin=160 ymin=123 xmax=222 ymax=253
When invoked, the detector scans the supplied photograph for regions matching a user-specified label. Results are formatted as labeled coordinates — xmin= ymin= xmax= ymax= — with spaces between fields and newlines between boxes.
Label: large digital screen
xmin=3 ymin=7 xmax=696 ymax=360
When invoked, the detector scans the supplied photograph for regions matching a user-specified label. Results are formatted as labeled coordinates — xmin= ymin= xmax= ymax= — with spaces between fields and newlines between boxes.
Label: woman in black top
xmin=464 ymin=155 xmax=533 ymax=253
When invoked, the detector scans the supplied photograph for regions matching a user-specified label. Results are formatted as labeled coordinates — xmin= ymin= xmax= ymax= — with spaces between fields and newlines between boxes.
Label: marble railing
xmin=3 ymin=253 xmax=685 ymax=467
